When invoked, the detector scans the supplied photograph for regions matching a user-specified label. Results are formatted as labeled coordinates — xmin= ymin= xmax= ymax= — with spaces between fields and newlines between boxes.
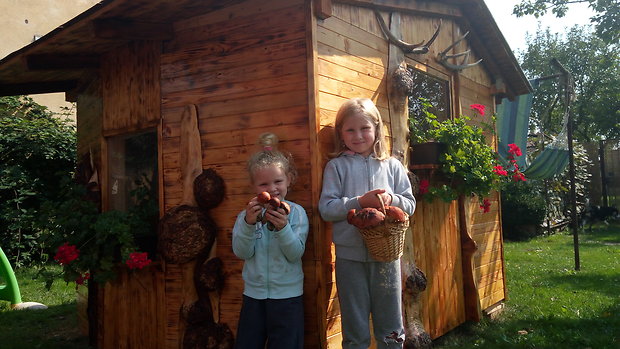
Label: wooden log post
xmin=458 ymin=195 xmax=481 ymax=321
xmin=179 ymin=104 xmax=203 ymax=207
xmin=385 ymin=11 xmax=409 ymax=165
xmin=379 ymin=9 xmax=431 ymax=345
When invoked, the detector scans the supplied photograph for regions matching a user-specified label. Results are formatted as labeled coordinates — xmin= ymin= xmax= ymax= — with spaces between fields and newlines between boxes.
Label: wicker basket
xmin=359 ymin=195 xmax=410 ymax=262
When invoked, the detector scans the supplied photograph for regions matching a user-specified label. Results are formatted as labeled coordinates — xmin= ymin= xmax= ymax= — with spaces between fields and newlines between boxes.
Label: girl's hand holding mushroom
xmin=244 ymin=197 xmax=263 ymax=225
xmin=358 ymin=189 xmax=391 ymax=208
xmin=263 ymin=206 xmax=289 ymax=231
xmin=254 ymin=192 xmax=291 ymax=230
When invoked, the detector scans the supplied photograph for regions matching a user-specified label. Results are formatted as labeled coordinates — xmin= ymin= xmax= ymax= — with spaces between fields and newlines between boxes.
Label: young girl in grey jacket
xmin=319 ymin=98 xmax=416 ymax=349
xmin=232 ymin=133 xmax=309 ymax=349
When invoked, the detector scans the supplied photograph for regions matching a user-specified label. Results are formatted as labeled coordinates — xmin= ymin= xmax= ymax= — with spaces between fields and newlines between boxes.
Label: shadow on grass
xmin=582 ymin=221 xmax=620 ymax=244
xmin=434 ymin=301 xmax=620 ymax=349
xmin=545 ymin=270 xmax=620 ymax=298
xmin=0 ymin=302 xmax=91 ymax=349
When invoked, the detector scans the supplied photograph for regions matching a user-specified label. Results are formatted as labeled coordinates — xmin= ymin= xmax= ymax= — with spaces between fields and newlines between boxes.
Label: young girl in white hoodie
xmin=232 ymin=133 xmax=309 ymax=349
xmin=319 ymin=98 xmax=416 ymax=348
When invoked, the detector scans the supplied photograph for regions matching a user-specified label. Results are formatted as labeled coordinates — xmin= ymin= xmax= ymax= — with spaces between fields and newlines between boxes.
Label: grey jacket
xmin=318 ymin=153 xmax=416 ymax=261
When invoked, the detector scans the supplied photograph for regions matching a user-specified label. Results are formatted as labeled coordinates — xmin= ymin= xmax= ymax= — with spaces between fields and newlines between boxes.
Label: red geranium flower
xmin=493 ymin=165 xmax=508 ymax=176
xmin=76 ymin=272 xmax=90 ymax=286
xmin=419 ymin=179 xmax=430 ymax=195
xmin=54 ymin=242 xmax=79 ymax=265
xmin=508 ymin=143 xmax=522 ymax=157
xmin=480 ymin=199 xmax=491 ymax=213
xmin=470 ymin=104 xmax=486 ymax=116
xmin=126 ymin=252 xmax=152 ymax=270
xmin=512 ymin=172 xmax=526 ymax=182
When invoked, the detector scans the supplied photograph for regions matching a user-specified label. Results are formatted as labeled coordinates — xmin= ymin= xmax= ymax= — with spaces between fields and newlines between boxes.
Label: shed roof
xmin=0 ymin=0 xmax=531 ymax=99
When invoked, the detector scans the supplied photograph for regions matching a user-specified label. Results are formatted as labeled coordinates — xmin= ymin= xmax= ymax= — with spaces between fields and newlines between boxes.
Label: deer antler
xmin=437 ymin=31 xmax=482 ymax=71
xmin=374 ymin=10 xmax=441 ymax=54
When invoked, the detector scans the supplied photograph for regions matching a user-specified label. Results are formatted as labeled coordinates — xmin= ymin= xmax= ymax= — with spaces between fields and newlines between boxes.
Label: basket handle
xmin=376 ymin=193 xmax=386 ymax=214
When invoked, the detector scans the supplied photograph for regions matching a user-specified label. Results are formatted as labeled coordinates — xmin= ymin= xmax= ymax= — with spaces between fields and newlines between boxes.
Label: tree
xmin=514 ymin=0 xmax=620 ymax=44
xmin=519 ymin=25 xmax=620 ymax=143
xmin=0 ymin=96 xmax=76 ymax=267
xmin=512 ymin=25 xmax=616 ymax=233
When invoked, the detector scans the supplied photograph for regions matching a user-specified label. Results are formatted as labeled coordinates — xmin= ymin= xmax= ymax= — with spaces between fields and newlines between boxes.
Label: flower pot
xmin=409 ymin=142 xmax=446 ymax=166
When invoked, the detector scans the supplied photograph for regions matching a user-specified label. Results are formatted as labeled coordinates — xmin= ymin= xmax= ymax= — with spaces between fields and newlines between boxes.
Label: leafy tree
xmin=514 ymin=0 xmax=620 ymax=44
xmin=0 ymin=96 xmax=76 ymax=267
xmin=519 ymin=25 xmax=620 ymax=143
xmin=509 ymin=25 xmax=610 ymax=233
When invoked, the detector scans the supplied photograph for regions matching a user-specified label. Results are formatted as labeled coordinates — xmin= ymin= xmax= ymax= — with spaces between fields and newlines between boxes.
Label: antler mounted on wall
xmin=373 ymin=10 xmax=441 ymax=55
xmin=437 ymin=31 xmax=482 ymax=71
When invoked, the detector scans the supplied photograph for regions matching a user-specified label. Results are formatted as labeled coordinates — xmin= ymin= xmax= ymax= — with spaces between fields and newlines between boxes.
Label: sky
xmin=484 ymin=0 xmax=596 ymax=54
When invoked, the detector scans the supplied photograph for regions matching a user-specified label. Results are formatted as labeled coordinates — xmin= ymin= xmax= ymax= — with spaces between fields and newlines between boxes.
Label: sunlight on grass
xmin=434 ymin=223 xmax=620 ymax=349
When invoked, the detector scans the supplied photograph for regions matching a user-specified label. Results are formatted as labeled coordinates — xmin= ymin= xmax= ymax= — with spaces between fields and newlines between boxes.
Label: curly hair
xmin=247 ymin=132 xmax=298 ymax=185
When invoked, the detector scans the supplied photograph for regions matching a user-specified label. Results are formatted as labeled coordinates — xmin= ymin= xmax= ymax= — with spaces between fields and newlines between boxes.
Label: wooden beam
xmin=26 ymin=54 xmax=100 ymax=71
xmin=92 ymin=18 xmax=174 ymax=41
xmin=335 ymin=0 xmax=462 ymax=19
xmin=65 ymin=90 xmax=78 ymax=103
xmin=315 ymin=0 xmax=332 ymax=19
xmin=0 ymin=80 xmax=78 ymax=96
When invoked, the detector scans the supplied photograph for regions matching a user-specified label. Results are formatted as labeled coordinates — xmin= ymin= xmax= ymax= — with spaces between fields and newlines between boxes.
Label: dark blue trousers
xmin=234 ymin=295 xmax=304 ymax=349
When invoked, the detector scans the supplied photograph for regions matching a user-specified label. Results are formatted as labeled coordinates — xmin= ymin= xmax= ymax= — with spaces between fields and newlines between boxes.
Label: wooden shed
xmin=0 ymin=0 xmax=531 ymax=347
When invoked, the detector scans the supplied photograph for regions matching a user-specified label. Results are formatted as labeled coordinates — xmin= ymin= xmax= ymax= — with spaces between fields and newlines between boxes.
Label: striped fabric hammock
xmin=496 ymin=79 xmax=570 ymax=180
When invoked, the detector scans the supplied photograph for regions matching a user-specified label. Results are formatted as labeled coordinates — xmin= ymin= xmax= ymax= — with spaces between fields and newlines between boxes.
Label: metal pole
xmin=566 ymin=96 xmax=580 ymax=271
xmin=551 ymin=58 xmax=580 ymax=271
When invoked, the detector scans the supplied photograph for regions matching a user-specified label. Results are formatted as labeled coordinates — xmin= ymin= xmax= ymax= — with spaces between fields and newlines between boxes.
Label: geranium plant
xmin=409 ymin=99 xmax=525 ymax=206
xmin=40 ymin=179 xmax=157 ymax=288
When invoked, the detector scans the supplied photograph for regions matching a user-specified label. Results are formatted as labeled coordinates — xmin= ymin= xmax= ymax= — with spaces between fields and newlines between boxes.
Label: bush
xmin=0 ymin=96 xmax=76 ymax=267
xmin=501 ymin=180 xmax=547 ymax=240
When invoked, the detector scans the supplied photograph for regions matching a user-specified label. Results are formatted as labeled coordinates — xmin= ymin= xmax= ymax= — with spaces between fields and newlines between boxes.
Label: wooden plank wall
xmin=316 ymin=1 xmax=507 ymax=343
xmin=160 ymin=0 xmax=317 ymax=347
xmin=99 ymin=266 xmax=166 ymax=349
xmin=101 ymin=41 xmax=162 ymax=135
xmin=398 ymin=1 xmax=508 ymax=323
xmin=458 ymin=61 xmax=507 ymax=312
xmin=410 ymin=198 xmax=465 ymax=338
xmin=315 ymin=4 xmax=389 ymax=347
xmin=96 ymin=40 xmax=167 ymax=349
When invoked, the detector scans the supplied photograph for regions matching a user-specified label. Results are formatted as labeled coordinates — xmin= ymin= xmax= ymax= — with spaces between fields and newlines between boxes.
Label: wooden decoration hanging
xmin=157 ymin=205 xmax=216 ymax=264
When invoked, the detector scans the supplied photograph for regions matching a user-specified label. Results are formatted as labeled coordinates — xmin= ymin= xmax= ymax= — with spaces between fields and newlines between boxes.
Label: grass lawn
xmin=0 ymin=265 xmax=90 ymax=349
xmin=1 ymin=224 xmax=618 ymax=348
xmin=434 ymin=223 xmax=620 ymax=348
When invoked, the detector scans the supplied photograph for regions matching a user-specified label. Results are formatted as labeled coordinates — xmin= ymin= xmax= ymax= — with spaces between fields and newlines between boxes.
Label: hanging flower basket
xmin=408 ymin=99 xmax=526 ymax=204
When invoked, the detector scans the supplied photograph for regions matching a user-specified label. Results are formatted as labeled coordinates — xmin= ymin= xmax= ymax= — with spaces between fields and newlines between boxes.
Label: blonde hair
xmin=330 ymin=98 xmax=388 ymax=160
xmin=247 ymin=132 xmax=298 ymax=185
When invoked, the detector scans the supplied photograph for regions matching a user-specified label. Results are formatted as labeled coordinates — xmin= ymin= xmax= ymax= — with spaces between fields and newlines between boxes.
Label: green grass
xmin=1 ymin=225 xmax=619 ymax=348
xmin=434 ymin=223 xmax=620 ymax=349
xmin=0 ymin=265 xmax=90 ymax=349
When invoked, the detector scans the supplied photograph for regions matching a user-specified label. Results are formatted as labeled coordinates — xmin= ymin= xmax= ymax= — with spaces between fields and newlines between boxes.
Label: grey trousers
xmin=335 ymin=257 xmax=405 ymax=349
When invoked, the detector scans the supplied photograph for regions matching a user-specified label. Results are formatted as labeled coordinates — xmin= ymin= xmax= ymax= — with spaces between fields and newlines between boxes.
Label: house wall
xmin=159 ymin=0 xmax=317 ymax=346
xmin=313 ymin=1 xmax=505 ymax=342
xmin=95 ymin=40 xmax=166 ymax=349
xmin=74 ymin=0 xmax=507 ymax=346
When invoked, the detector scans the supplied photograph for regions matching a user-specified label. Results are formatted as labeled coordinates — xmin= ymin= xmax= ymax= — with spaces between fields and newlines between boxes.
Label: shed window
xmin=407 ymin=66 xmax=451 ymax=122
xmin=107 ymin=130 xmax=159 ymax=254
